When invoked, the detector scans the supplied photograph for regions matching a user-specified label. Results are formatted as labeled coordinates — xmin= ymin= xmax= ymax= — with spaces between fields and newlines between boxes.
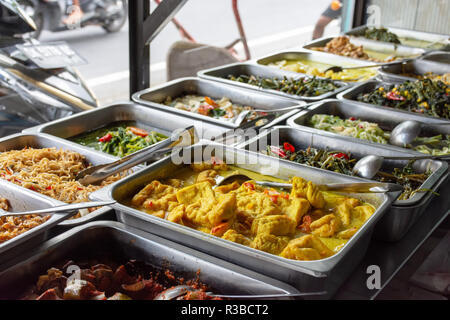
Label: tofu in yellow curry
xmin=129 ymin=161 xmax=376 ymax=261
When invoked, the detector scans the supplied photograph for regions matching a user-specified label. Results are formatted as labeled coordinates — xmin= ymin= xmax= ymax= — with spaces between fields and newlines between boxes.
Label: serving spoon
xmin=323 ymin=60 xmax=405 ymax=74
xmin=233 ymin=103 xmax=311 ymax=126
xmin=154 ymin=285 xmax=326 ymax=300
xmin=214 ymin=173 xmax=403 ymax=193
xmin=352 ymin=154 xmax=450 ymax=180
xmin=389 ymin=120 xmax=450 ymax=147
xmin=0 ymin=200 xmax=116 ymax=217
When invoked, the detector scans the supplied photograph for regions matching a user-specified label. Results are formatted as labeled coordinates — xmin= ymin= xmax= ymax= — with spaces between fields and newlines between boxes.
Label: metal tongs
xmin=154 ymin=285 xmax=326 ymax=300
xmin=0 ymin=201 xmax=116 ymax=217
xmin=75 ymin=126 xmax=197 ymax=186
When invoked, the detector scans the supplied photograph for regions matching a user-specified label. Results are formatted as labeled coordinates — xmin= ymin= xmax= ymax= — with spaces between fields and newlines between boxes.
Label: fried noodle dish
xmin=0 ymin=197 xmax=50 ymax=243
xmin=0 ymin=148 xmax=125 ymax=219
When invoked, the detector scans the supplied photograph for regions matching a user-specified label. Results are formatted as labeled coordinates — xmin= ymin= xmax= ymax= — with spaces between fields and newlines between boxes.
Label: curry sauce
xmin=127 ymin=161 xmax=376 ymax=261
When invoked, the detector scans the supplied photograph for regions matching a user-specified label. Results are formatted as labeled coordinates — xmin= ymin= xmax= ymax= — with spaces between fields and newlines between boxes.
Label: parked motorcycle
xmin=0 ymin=0 xmax=97 ymax=137
xmin=17 ymin=0 xmax=127 ymax=39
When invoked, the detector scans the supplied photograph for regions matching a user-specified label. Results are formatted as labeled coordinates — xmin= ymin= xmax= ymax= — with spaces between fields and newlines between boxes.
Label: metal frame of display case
xmin=128 ymin=0 xmax=189 ymax=96
xmin=127 ymin=0 xmax=450 ymax=299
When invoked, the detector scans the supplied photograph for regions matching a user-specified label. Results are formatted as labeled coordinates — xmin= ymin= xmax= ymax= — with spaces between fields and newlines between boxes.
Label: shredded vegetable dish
xmin=70 ymin=121 xmax=167 ymax=157
xmin=127 ymin=160 xmax=376 ymax=261
xmin=308 ymin=114 xmax=450 ymax=155
xmin=0 ymin=148 xmax=126 ymax=219
xmin=265 ymin=143 xmax=431 ymax=200
xmin=23 ymin=260 xmax=219 ymax=300
xmin=0 ymin=197 xmax=50 ymax=243
xmin=163 ymin=95 xmax=261 ymax=123
xmin=227 ymin=74 xmax=343 ymax=97
xmin=356 ymin=79 xmax=450 ymax=119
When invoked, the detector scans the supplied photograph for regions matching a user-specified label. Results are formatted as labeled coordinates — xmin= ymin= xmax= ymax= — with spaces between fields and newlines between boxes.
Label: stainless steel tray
xmin=378 ymin=59 xmax=450 ymax=83
xmin=0 ymin=180 xmax=71 ymax=263
xmin=0 ymin=221 xmax=300 ymax=299
xmin=197 ymin=62 xmax=351 ymax=102
xmin=345 ymin=25 xmax=450 ymax=51
xmin=0 ymin=133 xmax=118 ymax=227
xmin=238 ymin=126 xmax=448 ymax=241
xmin=255 ymin=50 xmax=379 ymax=81
xmin=90 ymin=143 xmax=399 ymax=296
xmin=337 ymin=80 xmax=450 ymax=121
xmin=132 ymin=77 xmax=306 ymax=129
xmin=286 ymin=99 xmax=450 ymax=156
xmin=303 ymin=36 xmax=425 ymax=62
xmin=373 ymin=170 xmax=449 ymax=242
xmin=23 ymin=101 xmax=230 ymax=153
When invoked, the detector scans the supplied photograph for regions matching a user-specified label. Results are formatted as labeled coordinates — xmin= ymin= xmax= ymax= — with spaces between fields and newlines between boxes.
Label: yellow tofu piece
xmin=310 ymin=214 xmax=340 ymax=237
xmin=222 ymin=229 xmax=252 ymax=246
xmin=131 ymin=180 xmax=176 ymax=207
xmin=176 ymin=181 xmax=216 ymax=205
xmin=280 ymin=235 xmax=334 ymax=261
xmin=208 ymin=192 xmax=237 ymax=226
xmin=290 ymin=177 xmax=325 ymax=209
xmin=285 ymin=197 xmax=311 ymax=225
xmin=251 ymin=215 xmax=296 ymax=236
xmin=251 ymin=233 xmax=290 ymax=255
xmin=196 ymin=169 xmax=218 ymax=185
xmin=236 ymin=191 xmax=281 ymax=218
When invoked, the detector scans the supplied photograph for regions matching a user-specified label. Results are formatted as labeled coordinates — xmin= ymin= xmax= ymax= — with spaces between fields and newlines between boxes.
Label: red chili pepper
xmin=98 ymin=133 xmax=112 ymax=143
xmin=332 ymin=152 xmax=349 ymax=160
xmin=243 ymin=182 xmax=255 ymax=190
xmin=270 ymin=195 xmax=278 ymax=204
xmin=46 ymin=186 xmax=52 ymax=190
xmin=386 ymin=91 xmax=405 ymax=101
xmin=280 ymin=193 xmax=289 ymax=200
xmin=349 ymin=117 xmax=357 ymax=121
xmin=270 ymin=146 xmax=286 ymax=158
xmin=29 ymin=185 xmax=36 ymax=191
xmin=283 ymin=142 xmax=295 ymax=153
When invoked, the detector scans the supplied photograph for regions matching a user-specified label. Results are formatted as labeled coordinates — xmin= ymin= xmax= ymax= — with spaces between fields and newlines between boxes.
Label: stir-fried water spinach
xmin=227 ymin=74 xmax=342 ymax=97
xmin=356 ymin=79 xmax=450 ymax=119
xmin=70 ymin=121 xmax=167 ymax=157
xmin=364 ymin=27 xmax=401 ymax=44
xmin=266 ymin=142 xmax=431 ymax=200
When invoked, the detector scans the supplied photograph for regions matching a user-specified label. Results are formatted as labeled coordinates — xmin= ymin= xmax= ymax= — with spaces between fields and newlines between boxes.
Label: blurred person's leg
xmin=312 ymin=0 xmax=342 ymax=40
xmin=63 ymin=0 xmax=84 ymax=26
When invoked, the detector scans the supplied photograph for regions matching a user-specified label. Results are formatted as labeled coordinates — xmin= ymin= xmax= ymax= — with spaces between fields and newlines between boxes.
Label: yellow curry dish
xmin=128 ymin=161 xmax=376 ymax=262
xmin=267 ymin=59 xmax=377 ymax=82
